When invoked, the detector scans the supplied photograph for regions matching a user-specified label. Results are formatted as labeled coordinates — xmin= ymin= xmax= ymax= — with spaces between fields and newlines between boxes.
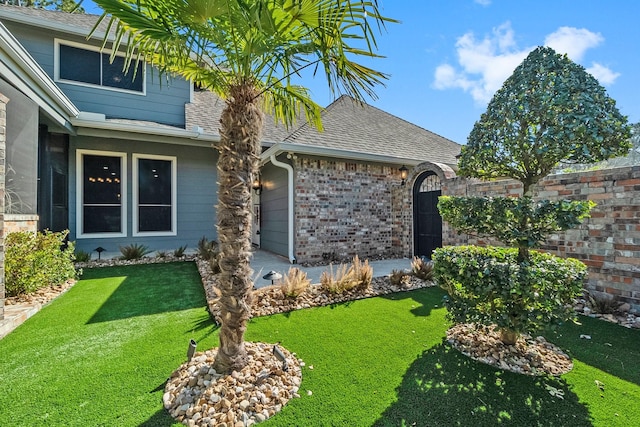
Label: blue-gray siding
xmin=259 ymin=162 xmax=288 ymax=257
xmin=3 ymin=23 xmax=190 ymax=127
xmin=69 ymin=136 xmax=218 ymax=255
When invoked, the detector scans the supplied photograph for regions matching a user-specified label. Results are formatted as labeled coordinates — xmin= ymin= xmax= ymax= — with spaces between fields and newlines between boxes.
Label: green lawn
xmin=0 ymin=262 xmax=638 ymax=426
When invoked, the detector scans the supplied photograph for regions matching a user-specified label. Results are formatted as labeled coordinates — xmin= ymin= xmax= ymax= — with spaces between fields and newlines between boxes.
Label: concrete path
xmin=250 ymin=249 xmax=413 ymax=288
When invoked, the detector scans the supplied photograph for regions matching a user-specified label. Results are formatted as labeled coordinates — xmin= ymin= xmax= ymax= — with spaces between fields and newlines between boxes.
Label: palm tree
xmin=92 ymin=0 xmax=395 ymax=373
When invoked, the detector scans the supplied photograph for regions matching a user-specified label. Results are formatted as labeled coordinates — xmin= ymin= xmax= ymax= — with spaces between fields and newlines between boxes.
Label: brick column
xmin=0 ymin=93 xmax=7 ymax=321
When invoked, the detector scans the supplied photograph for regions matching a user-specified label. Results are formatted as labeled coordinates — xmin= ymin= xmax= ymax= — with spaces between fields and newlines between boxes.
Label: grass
xmin=1 ymin=263 xmax=639 ymax=426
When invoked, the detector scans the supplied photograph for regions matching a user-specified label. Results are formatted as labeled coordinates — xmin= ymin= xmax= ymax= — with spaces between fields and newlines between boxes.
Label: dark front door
xmin=38 ymin=129 xmax=69 ymax=232
xmin=413 ymin=172 xmax=443 ymax=259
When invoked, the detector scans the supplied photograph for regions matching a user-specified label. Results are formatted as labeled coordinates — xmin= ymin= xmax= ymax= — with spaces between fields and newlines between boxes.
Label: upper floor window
xmin=56 ymin=40 xmax=145 ymax=94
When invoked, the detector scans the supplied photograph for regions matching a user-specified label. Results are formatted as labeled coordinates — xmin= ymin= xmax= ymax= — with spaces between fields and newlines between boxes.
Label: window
xmin=77 ymin=150 xmax=126 ymax=237
xmin=133 ymin=154 xmax=177 ymax=235
xmin=57 ymin=41 xmax=144 ymax=93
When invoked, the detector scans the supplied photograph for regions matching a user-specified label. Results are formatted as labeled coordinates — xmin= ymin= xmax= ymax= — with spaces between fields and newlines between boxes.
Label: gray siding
xmin=260 ymin=162 xmax=288 ymax=257
xmin=4 ymin=23 xmax=190 ymax=127
xmin=69 ymin=136 xmax=218 ymax=255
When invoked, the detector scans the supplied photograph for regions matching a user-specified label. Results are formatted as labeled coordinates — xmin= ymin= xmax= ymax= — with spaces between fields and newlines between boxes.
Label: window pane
xmin=83 ymin=155 xmax=122 ymax=204
xmin=82 ymin=154 xmax=122 ymax=234
xmin=138 ymin=206 xmax=172 ymax=232
xmin=59 ymin=45 xmax=100 ymax=85
xmin=83 ymin=206 xmax=121 ymax=233
xmin=102 ymin=55 xmax=143 ymax=92
xmin=138 ymin=159 xmax=171 ymax=205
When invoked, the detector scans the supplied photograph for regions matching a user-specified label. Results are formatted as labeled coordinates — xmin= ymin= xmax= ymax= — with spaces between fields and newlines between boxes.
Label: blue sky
xmin=82 ymin=0 xmax=640 ymax=145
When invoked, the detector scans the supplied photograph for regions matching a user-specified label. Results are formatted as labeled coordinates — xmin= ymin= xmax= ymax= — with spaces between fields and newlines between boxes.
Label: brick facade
xmin=294 ymin=156 xmax=404 ymax=263
xmin=442 ymin=166 xmax=640 ymax=308
xmin=0 ymin=93 xmax=7 ymax=321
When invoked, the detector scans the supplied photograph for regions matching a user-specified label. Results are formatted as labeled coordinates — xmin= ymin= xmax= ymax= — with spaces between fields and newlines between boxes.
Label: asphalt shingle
xmin=285 ymin=95 xmax=461 ymax=166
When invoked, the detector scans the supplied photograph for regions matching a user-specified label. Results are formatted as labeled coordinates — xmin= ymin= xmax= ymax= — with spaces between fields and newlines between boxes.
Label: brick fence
xmin=442 ymin=166 xmax=640 ymax=308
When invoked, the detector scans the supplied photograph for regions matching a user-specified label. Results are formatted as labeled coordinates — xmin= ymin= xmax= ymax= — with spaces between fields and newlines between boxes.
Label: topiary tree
xmin=434 ymin=46 xmax=631 ymax=345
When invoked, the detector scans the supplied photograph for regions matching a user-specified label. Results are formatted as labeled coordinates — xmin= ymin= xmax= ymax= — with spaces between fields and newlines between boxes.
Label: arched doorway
xmin=413 ymin=172 xmax=442 ymax=259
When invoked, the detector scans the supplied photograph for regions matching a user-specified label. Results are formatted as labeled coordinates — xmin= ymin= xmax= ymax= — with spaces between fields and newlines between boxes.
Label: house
xmin=0 ymin=5 xmax=461 ymax=266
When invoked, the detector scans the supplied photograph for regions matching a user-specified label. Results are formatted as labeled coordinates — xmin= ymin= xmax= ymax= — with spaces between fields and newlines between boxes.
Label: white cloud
xmin=474 ymin=0 xmax=492 ymax=5
xmin=544 ymin=27 xmax=603 ymax=60
xmin=433 ymin=23 xmax=619 ymax=104
xmin=587 ymin=62 xmax=620 ymax=85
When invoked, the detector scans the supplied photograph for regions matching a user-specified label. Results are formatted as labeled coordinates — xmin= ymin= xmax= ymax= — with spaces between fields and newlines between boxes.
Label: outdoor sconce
xmin=273 ymin=344 xmax=289 ymax=371
xmin=187 ymin=339 xmax=197 ymax=362
xmin=399 ymin=165 xmax=409 ymax=186
xmin=94 ymin=246 xmax=106 ymax=260
xmin=263 ymin=270 xmax=283 ymax=285
xmin=252 ymin=176 xmax=263 ymax=195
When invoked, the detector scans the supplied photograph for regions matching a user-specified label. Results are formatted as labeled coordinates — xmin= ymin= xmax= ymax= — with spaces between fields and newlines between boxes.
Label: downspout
xmin=270 ymin=154 xmax=296 ymax=264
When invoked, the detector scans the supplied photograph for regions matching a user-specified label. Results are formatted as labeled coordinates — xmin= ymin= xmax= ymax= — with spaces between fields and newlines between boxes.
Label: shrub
xmin=280 ymin=267 xmax=311 ymax=298
xmin=320 ymin=256 xmax=372 ymax=294
xmin=156 ymin=251 xmax=168 ymax=258
xmin=5 ymin=230 xmax=77 ymax=297
xmin=119 ymin=243 xmax=151 ymax=260
xmin=173 ymin=244 xmax=188 ymax=258
xmin=433 ymin=246 xmax=586 ymax=344
xmin=320 ymin=263 xmax=357 ymax=294
xmin=389 ymin=269 xmax=410 ymax=288
xmin=351 ymin=255 xmax=373 ymax=291
xmin=198 ymin=236 xmax=219 ymax=261
xmin=74 ymin=250 xmax=91 ymax=263
xmin=410 ymin=256 xmax=434 ymax=281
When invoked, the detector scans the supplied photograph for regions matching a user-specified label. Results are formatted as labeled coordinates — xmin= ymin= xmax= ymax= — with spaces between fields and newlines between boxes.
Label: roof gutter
xmin=261 ymin=142 xmax=423 ymax=167
xmin=269 ymin=154 xmax=296 ymax=264
xmin=71 ymin=113 xmax=220 ymax=146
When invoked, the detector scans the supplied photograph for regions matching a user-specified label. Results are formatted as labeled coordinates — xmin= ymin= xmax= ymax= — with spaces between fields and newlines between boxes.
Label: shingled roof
xmin=186 ymin=90 xmax=295 ymax=144
xmin=284 ymin=95 xmax=461 ymax=166
xmin=0 ymin=4 xmax=109 ymax=36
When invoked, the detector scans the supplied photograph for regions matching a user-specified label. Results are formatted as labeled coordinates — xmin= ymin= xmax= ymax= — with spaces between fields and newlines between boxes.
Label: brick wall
xmin=3 ymin=215 xmax=38 ymax=234
xmin=0 ymin=94 xmax=7 ymax=321
xmin=442 ymin=166 xmax=640 ymax=308
xmin=294 ymin=156 xmax=404 ymax=263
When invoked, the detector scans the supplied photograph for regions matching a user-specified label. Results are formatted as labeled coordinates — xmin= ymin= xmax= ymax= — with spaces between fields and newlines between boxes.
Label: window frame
xmin=54 ymin=39 xmax=146 ymax=95
xmin=132 ymin=153 xmax=177 ymax=237
xmin=76 ymin=149 xmax=127 ymax=239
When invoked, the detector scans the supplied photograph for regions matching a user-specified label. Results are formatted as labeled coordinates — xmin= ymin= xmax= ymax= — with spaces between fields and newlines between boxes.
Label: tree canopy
xmin=458 ymin=46 xmax=631 ymax=195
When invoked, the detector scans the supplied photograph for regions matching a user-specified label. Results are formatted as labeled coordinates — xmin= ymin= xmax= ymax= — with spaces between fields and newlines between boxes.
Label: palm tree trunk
xmin=212 ymin=83 xmax=263 ymax=374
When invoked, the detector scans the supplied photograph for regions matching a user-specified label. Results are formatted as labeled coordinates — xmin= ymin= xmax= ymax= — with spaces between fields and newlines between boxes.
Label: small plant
xmin=74 ymin=250 xmax=91 ymax=263
xmin=390 ymin=269 xmax=411 ymax=288
xmin=411 ymin=256 xmax=434 ymax=281
xmin=156 ymin=250 xmax=168 ymax=258
xmin=173 ymin=244 xmax=188 ymax=258
xmin=280 ymin=267 xmax=311 ymax=298
xmin=198 ymin=236 xmax=219 ymax=261
xmin=351 ymin=255 xmax=373 ymax=291
xmin=587 ymin=292 xmax=621 ymax=314
xmin=320 ymin=263 xmax=358 ymax=294
xmin=5 ymin=230 xmax=77 ymax=296
xmin=119 ymin=243 xmax=151 ymax=260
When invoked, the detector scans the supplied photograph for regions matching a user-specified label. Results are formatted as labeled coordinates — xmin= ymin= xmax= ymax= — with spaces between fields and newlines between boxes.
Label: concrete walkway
xmin=251 ymin=249 xmax=413 ymax=288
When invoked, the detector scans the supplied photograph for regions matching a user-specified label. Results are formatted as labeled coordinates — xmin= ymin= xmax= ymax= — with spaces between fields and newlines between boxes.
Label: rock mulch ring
xmin=447 ymin=323 xmax=573 ymax=376
xmin=163 ymin=342 xmax=302 ymax=427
